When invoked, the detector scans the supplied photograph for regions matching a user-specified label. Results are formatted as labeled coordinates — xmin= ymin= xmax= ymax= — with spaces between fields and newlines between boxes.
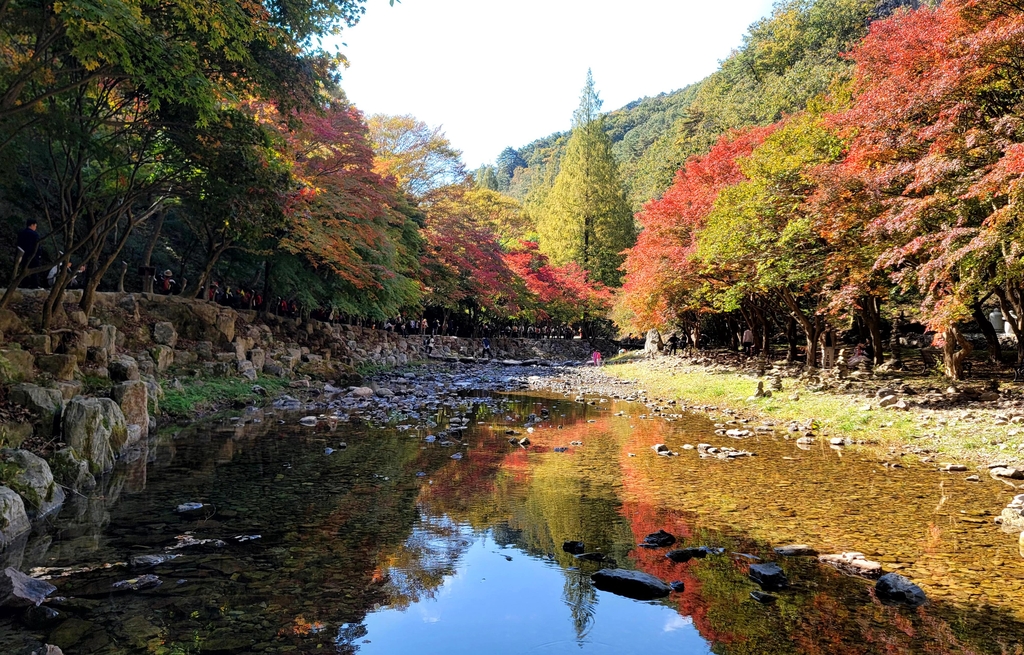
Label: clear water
xmin=2 ymin=390 xmax=1024 ymax=655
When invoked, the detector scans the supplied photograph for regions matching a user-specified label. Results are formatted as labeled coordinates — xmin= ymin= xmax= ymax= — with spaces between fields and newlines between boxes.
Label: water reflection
xmin=0 ymin=390 xmax=1023 ymax=654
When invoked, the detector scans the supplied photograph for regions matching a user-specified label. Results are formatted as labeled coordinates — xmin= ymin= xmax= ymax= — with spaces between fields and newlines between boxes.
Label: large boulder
xmin=248 ymin=348 xmax=266 ymax=372
xmin=875 ymin=573 xmax=927 ymax=607
xmin=108 ymin=355 xmax=140 ymax=382
xmin=0 ymin=309 xmax=25 ymax=336
xmin=140 ymin=296 xmax=235 ymax=344
xmin=0 ymin=486 xmax=31 ymax=547
xmin=0 ymin=566 xmax=56 ymax=608
xmin=83 ymin=325 xmax=117 ymax=355
xmin=638 ymin=530 xmax=676 ymax=548
xmin=748 ymin=562 xmax=788 ymax=590
xmin=1 ymin=450 xmax=65 ymax=518
xmin=110 ymin=380 xmax=149 ymax=442
xmin=60 ymin=397 xmax=126 ymax=475
xmin=173 ymin=349 xmax=198 ymax=366
xmin=10 ymin=384 xmax=63 ymax=439
xmin=36 ymin=354 xmax=79 ymax=381
xmin=150 ymin=345 xmax=173 ymax=373
xmin=20 ymin=334 xmax=51 ymax=355
xmin=49 ymin=448 xmax=96 ymax=493
xmin=0 ymin=348 xmax=35 ymax=383
xmin=818 ymin=552 xmax=883 ymax=578
xmin=143 ymin=376 xmax=162 ymax=416
xmin=591 ymin=568 xmax=671 ymax=600
xmin=152 ymin=322 xmax=178 ymax=348
xmin=118 ymin=293 xmax=141 ymax=321
xmin=195 ymin=341 xmax=214 ymax=361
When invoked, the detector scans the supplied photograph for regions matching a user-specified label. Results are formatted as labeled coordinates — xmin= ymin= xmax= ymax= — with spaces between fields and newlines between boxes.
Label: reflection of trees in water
xmin=563 ymin=567 xmax=597 ymax=643
xmin=378 ymin=515 xmax=472 ymax=610
xmin=418 ymin=394 xmax=635 ymax=644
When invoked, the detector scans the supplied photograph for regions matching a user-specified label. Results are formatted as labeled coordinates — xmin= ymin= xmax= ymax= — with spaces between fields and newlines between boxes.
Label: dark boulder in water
xmin=748 ymin=562 xmax=788 ymax=590
xmin=875 ymin=573 xmax=927 ymax=607
xmin=591 ymin=569 xmax=671 ymax=600
xmin=562 ymin=540 xmax=585 ymax=554
xmin=638 ymin=530 xmax=676 ymax=548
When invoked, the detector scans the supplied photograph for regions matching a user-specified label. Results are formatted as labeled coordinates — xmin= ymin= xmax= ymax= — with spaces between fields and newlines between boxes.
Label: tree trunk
xmin=785 ymin=316 xmax=798 ymax=362
xmin=140 ymin=209 xmax=165 ymax=294
xmin=41 ymin=251 xmax=75 ymax=330
xmin=192 ymin=241 xmax=229 ymax=299
xmin=80 ymin=211 xmax=142 ymax=317
xmin=861 ymin=296 xmax=885 ymax=366
xmin=260 ymin=260 xmax=272 ymax=315
xmin=994 ymin=284 xmax=1024 ymax=365
xmin=971 ymin=301 xmax=1003 ymax=365
xmin=804 ymin=316 xmax=822 ymax=369
xmin=726 ymin=315 xmax=739 ymax=352
xmin=942 ymin=326 xmax=973 ymax=380
xmin=780 ymin=289 xmax=820 ymax=368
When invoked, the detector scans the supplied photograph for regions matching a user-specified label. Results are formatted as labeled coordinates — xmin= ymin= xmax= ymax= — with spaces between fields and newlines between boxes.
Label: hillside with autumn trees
xmin=618 ymin=0 xmax=1024 ymax=380
xmin=0 ymin=0 xmax=612 ymax=336
xmin=468 ymin=0 xmax=1024 ymax=380
xmin=6 ymin=0 xmax=1024 ymax=377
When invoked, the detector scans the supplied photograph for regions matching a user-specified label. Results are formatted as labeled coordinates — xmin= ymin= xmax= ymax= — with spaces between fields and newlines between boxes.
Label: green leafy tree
xmin=537 ymin=70 xmax=635 ymax=286
xmin=495 ymin=146 xmax=526 ymax=190
xmin=474 ymin=165 xmax=500 ymax=191
xmin=696 ymin=111 xmax=843 ymax=366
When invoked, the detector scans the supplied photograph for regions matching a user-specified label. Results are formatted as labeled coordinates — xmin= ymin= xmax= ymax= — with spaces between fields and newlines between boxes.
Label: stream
xmin=2 ymin=385 xmax=1024 ymax=654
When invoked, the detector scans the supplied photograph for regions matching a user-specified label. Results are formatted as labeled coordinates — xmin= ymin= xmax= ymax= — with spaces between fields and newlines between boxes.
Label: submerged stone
xmin=775 ymin=544 xmax=818 ymax=557
xmin=875 ymin=573 xmax=927 ymax=607
xmin=749 ymin=562 xmax=788 ymax=590
xmin=591 ymin=568 xmax=671 ymax=600
xmin=0 ymin=567 xmax=56 ymax=607
xmin=562 ymin=540 xmax=585 ymax=555
xmin=639 ymin=529 xmax=676 ymax=548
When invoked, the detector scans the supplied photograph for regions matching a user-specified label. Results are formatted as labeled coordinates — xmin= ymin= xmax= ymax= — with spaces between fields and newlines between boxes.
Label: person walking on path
xmin=668 ymin=334 xmax=680 ymax=356
xmin=591 ymin=350 xmax=602 ymax=366
xmin=16 ymin=219 xmax=43 ymax=288
xmin=741 ymin=328 xmax=755 ymax=356
xmin=482 ymin=336 xmax=492 ymax=359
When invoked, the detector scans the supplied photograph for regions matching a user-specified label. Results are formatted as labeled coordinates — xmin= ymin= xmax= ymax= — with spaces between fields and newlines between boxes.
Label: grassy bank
xmin=162 ymin=376 xmax=291 ymax=419
xmin=604 ymin=360 xmax=1020 ymax=461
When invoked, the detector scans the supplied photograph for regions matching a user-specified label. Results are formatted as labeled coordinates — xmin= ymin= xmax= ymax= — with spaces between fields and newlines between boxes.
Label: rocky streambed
xmin=1 ymin=361 xmax=1024 ymax=654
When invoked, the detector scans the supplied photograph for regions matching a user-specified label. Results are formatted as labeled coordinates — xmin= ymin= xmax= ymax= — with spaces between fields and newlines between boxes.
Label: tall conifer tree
xmin=538 ymin=70 xmax=635 ymax=286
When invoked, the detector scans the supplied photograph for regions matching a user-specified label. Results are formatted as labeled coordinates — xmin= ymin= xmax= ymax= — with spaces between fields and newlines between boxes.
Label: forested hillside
xmin=488 ymin=0 xmax=915 ymax=211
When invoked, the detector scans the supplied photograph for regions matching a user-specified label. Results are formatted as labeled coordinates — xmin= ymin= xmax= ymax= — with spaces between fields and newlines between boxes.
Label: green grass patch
xmin=605 ymin=362 xmax=930 ymax=447
xmin=162 ymin=376 xmax=290 ymax=418
xmin=81 ymin=374 xmax=114 ymax=395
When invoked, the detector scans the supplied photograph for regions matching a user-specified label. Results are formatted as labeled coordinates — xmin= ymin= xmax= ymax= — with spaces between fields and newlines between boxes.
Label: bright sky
xmin=332 ymin=0 xmax=778 ymax=168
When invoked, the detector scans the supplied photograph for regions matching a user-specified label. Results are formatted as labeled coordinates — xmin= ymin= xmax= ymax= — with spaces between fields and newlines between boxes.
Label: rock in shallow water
xmin=562 ymin=540 xmax=585 ymax=555
xmin=748 ymin=562 xmax=788 ymax=590
xmin=639 ymin=529 xmax=676 ymax=548
xmin=875 ymin=572 xmax=927 ymax=607
xmin=774 ymin=544 xmax=818 ymax=557
xmin=0 ymin=566 xmax=56 ymax=607
xmin=819 ymin=552 xmax=883 ymax=578
xmin=591 ymin=568 xmax=671 ymax=600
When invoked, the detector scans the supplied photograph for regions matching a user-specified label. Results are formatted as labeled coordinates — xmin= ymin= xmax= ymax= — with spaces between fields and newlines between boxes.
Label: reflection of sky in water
xmin=339 ymin=522 xmax=711 ymax=654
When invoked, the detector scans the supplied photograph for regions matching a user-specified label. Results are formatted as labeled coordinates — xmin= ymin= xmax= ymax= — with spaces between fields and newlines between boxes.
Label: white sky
xmin=331 ymin=0 xmax=778 ymax=168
